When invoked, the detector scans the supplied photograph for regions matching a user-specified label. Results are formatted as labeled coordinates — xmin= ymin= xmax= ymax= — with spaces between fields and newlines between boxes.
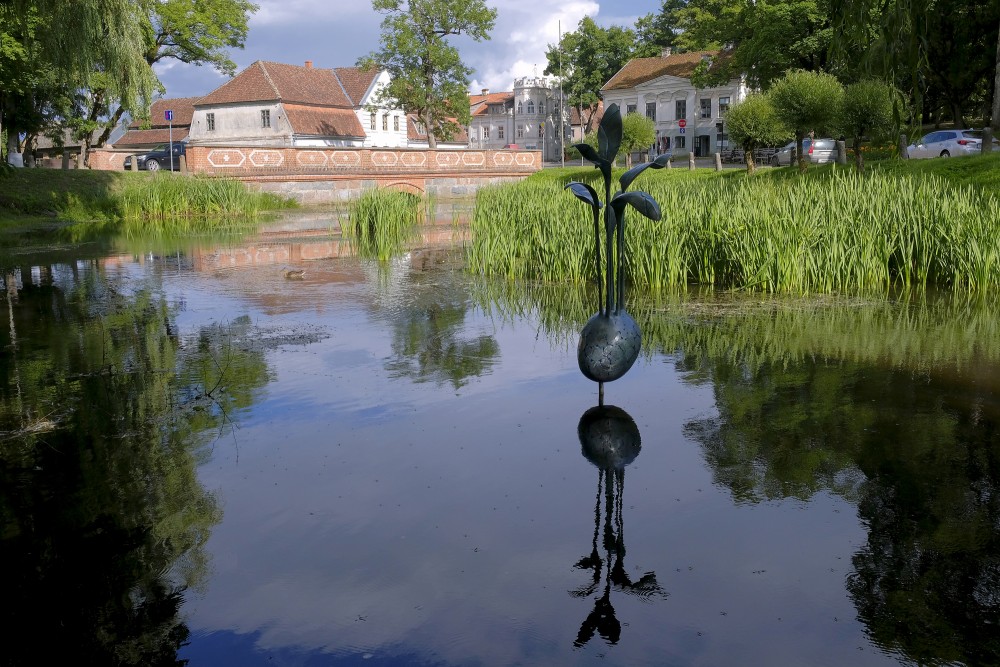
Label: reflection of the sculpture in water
xmin=572 ymin=404 xmax=666 ymax=648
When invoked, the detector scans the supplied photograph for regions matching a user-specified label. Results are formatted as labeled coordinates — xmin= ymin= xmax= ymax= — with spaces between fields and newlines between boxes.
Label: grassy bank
xmin=470 ymin=153 xmax=1000 ymax=294
xmin=0 ymin=168 xmax=293 ymax=230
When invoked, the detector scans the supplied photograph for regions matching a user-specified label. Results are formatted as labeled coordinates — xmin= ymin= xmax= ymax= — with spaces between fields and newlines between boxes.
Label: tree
xmin=675 ymin=0 xmax=833 ymax=89
xmin=359 ymin=0 xmax=496 ymax=149
xmin=841 ymin=79 xmax=899 ymax=172
xmin=620 ymin=113 xmax=656 ymax=168
xmin=0 ymin=0 xmax=154 ymax=159
xmin=86 ymin=0 xmax=258 ymax=152
xmin=769 ymin=69 xmax=844 ymax=172
xmin=991 ymin=19 xmax=999 ymax=133
xmin=724 ymin=93 xmax=790 ymax=173
xmin=544 ymin=17 xmax=639 ymax=136
xmin=634 ymin=0 xmax=688 ymax=57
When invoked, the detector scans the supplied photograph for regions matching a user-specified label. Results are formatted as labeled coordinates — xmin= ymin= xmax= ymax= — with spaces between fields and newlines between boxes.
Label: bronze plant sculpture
xmin=565 ymin=103 xmax=669 ymax=395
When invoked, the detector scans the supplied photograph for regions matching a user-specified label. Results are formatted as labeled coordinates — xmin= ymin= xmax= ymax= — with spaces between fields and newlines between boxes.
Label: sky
xmin=154 ymin=0 xmax=663 ymax=101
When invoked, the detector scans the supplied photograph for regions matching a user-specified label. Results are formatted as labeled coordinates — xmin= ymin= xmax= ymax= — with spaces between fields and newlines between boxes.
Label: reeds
xmin=116 ymin=174 xmax=290 ymax=223
xmin=469 ymin=170 xmax=1000 ymax=294
xmin=341 ymin=187 xmax=422 ymax=261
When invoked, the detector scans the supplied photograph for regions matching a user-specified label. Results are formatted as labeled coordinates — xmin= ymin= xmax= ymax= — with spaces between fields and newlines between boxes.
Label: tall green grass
xmin=341 ymin=188 xmax=422 ymax=261
xmin=469 ymin=170 xmax=1000 ymax=293
xmin=117 ymin=174 xmax=289 ymax=222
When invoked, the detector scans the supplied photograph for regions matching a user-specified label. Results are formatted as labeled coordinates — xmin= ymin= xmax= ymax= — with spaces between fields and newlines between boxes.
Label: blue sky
xmin=154 ymin=0 xmax=662 ymax=100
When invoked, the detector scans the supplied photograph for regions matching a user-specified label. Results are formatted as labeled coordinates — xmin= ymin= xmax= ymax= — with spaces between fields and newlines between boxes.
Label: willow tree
xmin=360 ymin=0 xmax=496 ymax=149
xmin=0 ymin=0 xmax=153 ymax=160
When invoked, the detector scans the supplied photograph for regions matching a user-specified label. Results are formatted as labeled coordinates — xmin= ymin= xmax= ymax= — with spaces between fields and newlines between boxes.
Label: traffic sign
xmin=679 ymin=127 xmax=685 ymax=134
xmin=165 ymin=109 xmax=173 ymax=122
xmin=678 ymin=119 xmax=687 ymax=128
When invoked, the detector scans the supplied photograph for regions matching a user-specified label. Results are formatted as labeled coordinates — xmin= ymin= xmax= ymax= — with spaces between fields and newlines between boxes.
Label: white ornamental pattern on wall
xmin=461 ymin=152 xmax=485 ymax=167
xmin=372 ymin=151 xmax=399 ymax=167
xmin=206 ymin=149 xmax=246 ymax=168
xmin=400 ymin=152 xmax=426 ymax=167
xmin=249 ymin=150 xmax=285 ymax=168
xmin=435 ymin=152 xmax=461 ymax=168
xmin=492 ymin=152 xmax=515 ymax=166
xmin=296 ymin=151 xmax=329 ymax=168
xmin=330 ymin=151 xmax=361 ymax=167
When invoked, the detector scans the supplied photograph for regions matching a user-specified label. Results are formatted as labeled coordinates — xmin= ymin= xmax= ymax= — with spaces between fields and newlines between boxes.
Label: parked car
xmin=770 ymin=138 xmax=837 ymax=166
xmin=906 ymin=129 xmax=998 ymax=159
xmin=123 ymin=142 xmax=185 ymax=171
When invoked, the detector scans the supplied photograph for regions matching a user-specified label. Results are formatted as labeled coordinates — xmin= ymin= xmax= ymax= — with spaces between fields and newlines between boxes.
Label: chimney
xmin=305 ymin=60 xmax=313 ymax=69
xmin=661 ymin=47 xmax=672 ymax=58
xmin=481 ymin=88 xmax=489 ymax=96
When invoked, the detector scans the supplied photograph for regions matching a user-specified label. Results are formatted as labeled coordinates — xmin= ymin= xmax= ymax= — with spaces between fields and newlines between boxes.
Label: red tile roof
xmin=116 ymin=128 xmax=191 ymax=147
xmin=197 ymin=61 xmax=353 ymax=107
xmin=284 ymin=104 xmax=366 ymax=138
xmin=602 ymin=50 xmax=723 ymax=91
xmin=569 ymin=101 xmax=603 ymax=127
xmin=130 ymin=97 xmax=199 ymax=128
xmin=334 ymin=67 xmax=380 ymax=106
xmin=470 ymin=91 xmax=514 ymax=116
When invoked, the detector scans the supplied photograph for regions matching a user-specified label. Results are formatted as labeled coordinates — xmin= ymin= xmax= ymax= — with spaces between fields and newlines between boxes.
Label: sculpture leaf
xmin=611 ymin=191 xmax=662 ymax=221
xmin=598 ymin=103 xmax=622 ymax=163
xmin=565 ymin=181 xmax=601 ymax=209
xmin=619 ymin=153 xmax=673 ymax=192
xmin=573 ymin=143 xmax=605 ymax=167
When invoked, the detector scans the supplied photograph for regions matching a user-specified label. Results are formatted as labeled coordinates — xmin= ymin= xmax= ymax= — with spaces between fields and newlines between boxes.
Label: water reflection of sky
xmin=135 ymin=249 xmax=898 ymax=667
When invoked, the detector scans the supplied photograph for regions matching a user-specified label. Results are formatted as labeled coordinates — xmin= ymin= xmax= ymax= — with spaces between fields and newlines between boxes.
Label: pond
xmin=1 ymin=214 xmax=998 ymax=667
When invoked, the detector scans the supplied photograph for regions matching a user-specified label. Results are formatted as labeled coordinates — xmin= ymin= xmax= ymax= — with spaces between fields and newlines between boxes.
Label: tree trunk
xmin=992 ymin=19 xmax=1000 ymax=132
xmin=796 ymin=131 xmax=807 ymax=173
xmin=950 ymin=101 xmax=965 ymax=129
xmin=853 ymin=136 xmax=864 ymax=172
xmin=744 ymin=149 xmax=755 ymax=174
xmin=96 ymin=106 xmax=127 ymax=148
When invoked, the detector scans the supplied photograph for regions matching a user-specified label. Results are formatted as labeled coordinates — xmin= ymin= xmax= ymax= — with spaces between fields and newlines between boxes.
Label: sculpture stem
xmin=592 ymin=206 xmax=603 ymax=316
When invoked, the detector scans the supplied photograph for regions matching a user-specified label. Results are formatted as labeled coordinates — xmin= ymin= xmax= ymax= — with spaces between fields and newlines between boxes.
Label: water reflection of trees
xmin=375 ymin=254 xmax=500 ymax=389
xmin=477 ymin=280 xmax=1000 ymax=665
xmin=0 ymin=263 xmax=271 ymax=665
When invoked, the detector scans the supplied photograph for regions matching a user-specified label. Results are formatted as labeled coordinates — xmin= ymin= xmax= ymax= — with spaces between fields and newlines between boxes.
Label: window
xmin=498 ymin=126 xmax=504 ymax=140
xmin=626 ymin=104 xmax=637 ymax=115
xmin=517 ymin=101 xmax=523 ymax=114
xmin=527 ymin=100 xmax=535 ymax=114
xmin=370 ymin=113 xmax=376 ymax=130
xmin=646 ymin=101 xmax=656 ymax=121
xmin=538 ymin=123 xmax=544 ymax=138
xmin=483 ymin=126 xmax=490 ymax=140
xmin=538 ymin=101 xmax=544 ymax=114
xmin=517 ymin=125 xmax=524 ymax=138
xmin=673 ymin=135 xmax=685 ymax=149
xmin=382 ymin=114 xmax=388 ymax=131
xmin=675 ymin=99 xmax=686 ymax=120
xmin=261 ymin=109 xmax=271 ymax=128
xmin=394 ymin=115 xmax=399 ymax=131
xmin=206 ymin=113 xmax=215 ymax=132
xmin=700 ymin=98 xmax=712 ymax=119
xmin=719 ymin=96 xmax=731 ymax=115
xmin=716 ymin=122 xmax=728 ymax=150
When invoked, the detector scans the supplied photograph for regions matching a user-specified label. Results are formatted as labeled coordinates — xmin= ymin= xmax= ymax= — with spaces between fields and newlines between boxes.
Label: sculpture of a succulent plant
xmin=565 ymin=103 xmax=669 ymax=386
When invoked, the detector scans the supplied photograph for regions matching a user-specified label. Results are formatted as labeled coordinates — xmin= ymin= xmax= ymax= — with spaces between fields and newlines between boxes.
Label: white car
xmin=770 ymin=138 xmax=837 ymax=166
xmin=906 ymin=129 xmax=997 ymax=159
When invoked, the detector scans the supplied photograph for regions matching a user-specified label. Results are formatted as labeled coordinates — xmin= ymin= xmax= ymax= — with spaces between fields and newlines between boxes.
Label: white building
xmin=468 ymin=76 xmax=571 ymax=161
xmin=601 ymin=49 xmax=749 ymax=157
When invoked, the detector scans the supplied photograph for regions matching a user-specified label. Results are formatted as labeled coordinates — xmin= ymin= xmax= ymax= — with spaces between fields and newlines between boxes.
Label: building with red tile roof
xmin=116 ymin=97 xmax=199 ymax=148
xmin=467 ymin=77 xmax=570 ymax=161
xmin=600 ymin=49 xmax=747 ymax=158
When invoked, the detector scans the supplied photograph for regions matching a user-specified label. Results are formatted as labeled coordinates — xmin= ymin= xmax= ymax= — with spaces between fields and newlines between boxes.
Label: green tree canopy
xmin=620 ymin=112 xmax=656 ymax=168
xmin=634 ymin=0 xmax=688 ymax=57
xmin=359 ymin=0 xmax=497 ymax=149
xmin=841 ymin=79 xmax=900 ymax=171
xmin=675 ymin=0 xmax=833 ymax=89
xmin=724 ymin=93 xmax=790 ymax=173
xmin=768 ymin=69 xmax=844 ymax=171
xmin=544 ymin=16 xmax=639 ymax=135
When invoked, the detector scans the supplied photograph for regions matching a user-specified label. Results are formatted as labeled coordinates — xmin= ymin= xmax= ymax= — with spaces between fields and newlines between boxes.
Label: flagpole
xmin=559 ymin=20 xmax=564 ymax=169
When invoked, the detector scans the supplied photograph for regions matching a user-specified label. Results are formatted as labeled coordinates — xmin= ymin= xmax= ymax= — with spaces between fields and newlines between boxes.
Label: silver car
xmin=906 ymin=129 xmax=996 ymax=159
xmin=770 ymin=138 xmax=837 ymax=166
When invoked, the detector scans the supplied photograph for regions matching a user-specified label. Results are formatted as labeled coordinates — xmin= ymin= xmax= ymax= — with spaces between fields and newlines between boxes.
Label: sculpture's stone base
xmin=577 ymin=311 xmax=641 ymax=383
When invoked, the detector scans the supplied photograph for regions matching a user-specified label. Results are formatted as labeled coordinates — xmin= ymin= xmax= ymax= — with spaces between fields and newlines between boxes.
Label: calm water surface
xmin=1 ymin=216 xmax=998 ymax=666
